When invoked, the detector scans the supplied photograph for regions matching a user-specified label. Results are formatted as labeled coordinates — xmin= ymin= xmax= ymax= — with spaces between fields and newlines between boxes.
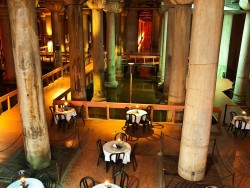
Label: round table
xmin=7 ymin=178 xmax=44 ymax=188
xmin=55 ymin=107 xmax=76 ymax=123
xmin=126 ymin=109 xmax=147 ymax=124
xmin=103 ymin=140 xmax=131 ymax=164
xmin=93 ymin=183 xmax=121 ymax=188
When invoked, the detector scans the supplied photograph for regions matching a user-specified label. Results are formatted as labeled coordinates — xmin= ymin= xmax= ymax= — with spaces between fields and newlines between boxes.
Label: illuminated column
xmin=8 ymin=0 xmax=51 ymax=170
xmin=232 ymin=0 xmax=250 ymax=104
xmin=45 ymin=0 xmax=64 ymax=68
xmin=157 ymin=4 xmax=168 ymax=85
xmin=104 ymin=1 xmax=122 ymax=88
xmin=65 ymin=1 xmax=87 ymax=100
xmin=126 ymin=9 xmax=138 ymax=52
xmin=0 ymin=2 xmax=16 ymax=82
xmin=167 ymin=2 xmax=192 ymax=121
xmin=163 ymin=5 xmax=174 ymax=100
xmin=217 ymin=12 xmax=233 ymax=78
xmin=178 ymin=0 xmax=224 ymax=181
xmin=83 ymin=10 xmax=90 ymax=63
xmin=87 ymin=0 xmax=106 ymax=101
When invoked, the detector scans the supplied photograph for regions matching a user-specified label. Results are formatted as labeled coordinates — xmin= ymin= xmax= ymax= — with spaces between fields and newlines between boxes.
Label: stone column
xmin=232 ymin=0 xmax=250 ymax=104
xmin=163 ymin=6 xmax=174 ymax=100
xmin=45 ymin=0 xmax=63 ymax=68
xmin=7 ymin=0 xmax=51 ymax=170
xmin=217 ymin=12 xmax=233 ymax=78
xmin=65 ymin=1 xmax=87 ymax=100
xmin=167 ymin=2 xmax=192 ymax=121
xmin=151 ymin=10 xmax=161 ymax=52
xmin=83 ymin=10 xmax=90 ymax=63
xmin=59 ymin=12 xmax=67 ymax=52
xmin=126 ymin=9 xmax=138 ymax=52
xmin=121 ymin=10 xmax=127 ymax=53
xmin=115 ymin=10 xmax=123 ymax=77
xmin=86 ymin=0 xmax=106 ymax=101
xmin=0 ymin=2 xmax=16 ymax=82
xmin=178 ymin=0 xmax=224 ymax=181
xmin=104 ymin=1 xmax=122 ymax=88
xmin=158 ymin=4 xmax=168 ymax=85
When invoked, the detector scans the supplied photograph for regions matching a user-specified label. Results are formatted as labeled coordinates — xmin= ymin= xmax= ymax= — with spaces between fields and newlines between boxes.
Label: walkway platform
xmin=0 ymin=76 xmax=250 ymax=188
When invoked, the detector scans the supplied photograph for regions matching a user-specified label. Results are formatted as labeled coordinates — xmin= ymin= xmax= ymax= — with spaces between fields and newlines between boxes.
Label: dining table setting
xmin=126 ymin=105 xmax=147 ymax=124
xmin=7 ymin=177 xmax=44 ymax=188
xmin=231 ymin=115 xmax=250 ymax=130
xmin=54 ymin=102 xmax=77 ymax=124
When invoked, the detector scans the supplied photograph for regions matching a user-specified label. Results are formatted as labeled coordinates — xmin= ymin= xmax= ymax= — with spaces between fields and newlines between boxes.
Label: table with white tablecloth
xmin=54 ymin=107 xmax=76 ymax=124
xmin=231 ymin=115 xmax=250 ymax=130
xmin=93 ymin=183 xmax=121 ymax=188
xmin=126 ymin=109 xmax=147 ymax=124
xmin=103 ymin=140 xmax=131 ymax=164
xmin=7 ymin=178 xmax=44 ymax=188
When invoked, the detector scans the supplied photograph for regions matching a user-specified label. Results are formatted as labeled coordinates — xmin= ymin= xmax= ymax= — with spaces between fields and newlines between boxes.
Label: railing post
xmin=0 ymin=102 xmax=3 ymax=115
xmin=107 ymin=105 xmax=110 ymax=120
xmin=7 ymin=96 xmax=11 ymax=110
xmin=222 ymin=104 xmax=228 ymax=125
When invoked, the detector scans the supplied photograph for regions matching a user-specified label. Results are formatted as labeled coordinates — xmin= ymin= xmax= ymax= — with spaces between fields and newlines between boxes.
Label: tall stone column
xmin=65 ymin=1 xmax=87 ymax=100
xmin=115 ymin=11 xmax=123 ymax=77
xmin=0 ymin=2 xmax=16 ymax=82
xmin=158 ymin=4 xmax=168 ymax=85
xmin=232 ymin=0 xmax=250 ymax=104
xmin=163 ymin=6 xmax=174 ymax=100
xmin=7 ymin=0 xmax=51 ymax=170
xmin=167 ymin=2 xmax=192 ymax=121
xmin=217 ymin=12 xmax=233 ymax=78
xmin=178 ymin=0 xmax=224 ymax=181
xmin=59 ymin=12 xmax=67 ymax=52
xmin=121 ymin=10 xmax=127 ymax=53
xmin=45 ymin=0 xmax=63 ymax=68
xmin=87 ymin=0 xmax=106 ymax=101
xmin=83 ymin=10 xmax=90 ymax=62
xmin=104 ymin=1 xmax=122 ymax=88
xmin=151 ymin=10 xmax=161 ymax=52
xmin=126 ymin=9 xmax=138 ymax=52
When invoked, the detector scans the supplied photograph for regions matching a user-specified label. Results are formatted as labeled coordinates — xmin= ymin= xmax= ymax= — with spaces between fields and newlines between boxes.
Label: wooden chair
xmin=96 ymin=139 xmax=107 ymax=166
xmin=80 ymin=176 xmax=95 ymax=188
xmin=113 ymin=171 xmax=129 ymax=188
xmin=232 ymin=119 xmax=247 ymax=138
xmin=130 ymin=143 xmax=138 ymax=171
xmin=227 ymin=111 xmax=237 ymax=131
xmin=107 ymin=152 xmax=125 ymax=175
xmin=145 ymin=106 xmax=153 ymax=126
xmin=114 ymin=132 xmax=128 ymax=142
xmin=49 ymin=106 xmax=55 ymax=126
xmin=125 ymin=114 xmax=138 ymax=133
xmin=54 ymin=114 xmax=69 ymax=131
xmin=140 ymin=114 xmax=150 ymax=133
xmin=68 ymin=104 xmax=85 ymax=125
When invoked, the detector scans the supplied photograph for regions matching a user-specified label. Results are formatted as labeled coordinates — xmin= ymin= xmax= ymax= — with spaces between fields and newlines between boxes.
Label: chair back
xmin=113 ymin=171 xmax=129 ymax=188
xmin=38 ymin=173 xmax=53 ymax=188
xmin=230 ymin=111 xmax=237 ymax=121
xmin=80 ymin=176 xmax=95 ymax=188
xmin=49 ymin=106 xmax=55 ymax=115
xmin=96 ymin=139 xmax=106 ymax=155
xmin=140 ymin=114 xmax=148 ymax=122
xmin=114 ymin=132 xmax=128 ymax=142
xmin=125 ymin=107 xmax=130 ymax=112
xmin=235 ymin=119 xmax=247 ymax=130
xmin=110 ymin=152 xmax=125 ymax=164
xmin=146 ymin=106 xmax=152 ymax=116
xmin=12 ymin=169 xmax=32 ymax=182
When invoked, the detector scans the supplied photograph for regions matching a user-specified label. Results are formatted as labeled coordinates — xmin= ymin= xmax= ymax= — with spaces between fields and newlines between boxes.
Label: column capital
xmin=44 ymin=0 xmax=64 ymax=12
xmin=240 ymin=0 xmax=250 ymax=10
xmin=86 ymin=0 xmax=104 ymax=9
xmin=103 ymin=1 xmax=123 ymax=13
xmin=170 ymin=0 xmax=193 ymax=5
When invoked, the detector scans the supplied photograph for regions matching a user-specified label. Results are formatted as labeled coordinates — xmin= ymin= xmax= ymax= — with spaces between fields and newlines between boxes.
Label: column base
xmin=105 ymin=80 xmax=118 ymax=88
xmin=27 ymin=160 xmax=51 ymax=170
xmin=232 ymin=94 xmax=246 ymax=104
xmin=91 ymin=95 xmax=106 ymax=102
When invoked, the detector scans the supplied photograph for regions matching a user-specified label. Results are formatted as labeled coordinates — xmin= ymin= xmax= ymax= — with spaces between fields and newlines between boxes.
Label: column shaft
xmin=178 ymin=0 xmax=224 ymax=181
xmin=115 ymin=13 xmax=123 ymax=77
xmin=91 ymin=9 xmax=106 ymax=101
xmin=7 ymin=0 xmax=51 ymax=170
xmin=105 ymin=12 xmax=118 ymax=88
xmin=126 ymin=10 xmax=138 ymax=52
xmin=67 ymin=4 xmax=87 ymax=100
xmin=232 ymin=12 xmax=250 ymax=104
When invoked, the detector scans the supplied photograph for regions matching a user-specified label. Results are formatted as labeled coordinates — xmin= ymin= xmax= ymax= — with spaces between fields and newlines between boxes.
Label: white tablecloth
xmin=103 ymin=140 xmax=131 ymax=164
xmin=231 ymin=115 xmax=250 ymax=130
xmin=55 ymin=107 xmax=76 ymax=123
xmin=7 ymin=178 xmax=44 ymax=188
xmin=93 ymin=183 xmax=121 ymax=188
xmin=126 ymin=109 xmax=147 ymax=124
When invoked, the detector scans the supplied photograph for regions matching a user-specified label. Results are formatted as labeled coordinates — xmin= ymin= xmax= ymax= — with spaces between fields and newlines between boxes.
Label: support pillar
xmin=167 ymin=3 xmax=192 ymax=121
xmin=104 ymin=1 xmax=122 ymax=88
xmin=87 ymin=0 xmax=106 ymax=101
xmin=0 ymin=2 xmax=16 ymax=82
xmin=232 ymin=0 xmax=250 ymax=104
xmin=178 ymin=0 xmax=224 ymax=181
xmin=115 ymin=11 xmax=123 ymax=78
xmin=45 ymin=0 xmax=64 ymax=68
xmin=8 ymin=0 xmax=51 ymax=170
xmin=126 ymin=10 xmax=138 ymax=52
xmin=163 ymin=6 xmax=174 ymax=100
xmin=218 ymin=12 xmax=233 ymax=78
xmin=65 ymin=1 xmax=87 ymax=100
xmin=83 ymin=10 xmax=90 ymax=63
